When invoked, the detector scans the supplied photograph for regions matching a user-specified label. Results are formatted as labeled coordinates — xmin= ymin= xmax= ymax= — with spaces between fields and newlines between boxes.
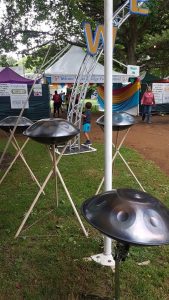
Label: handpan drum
xmin=23 ymin=118 xmax=80 ymax=145
xmin=0 ymin=116 xmax=33 ymax=134
xmin=96 ymin=112 xmax=136 ymax=131
xmin=81 ymin=189 xmax=169 ymax=246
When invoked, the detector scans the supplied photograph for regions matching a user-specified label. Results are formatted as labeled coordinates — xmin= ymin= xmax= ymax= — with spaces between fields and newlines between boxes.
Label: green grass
xmin=0 ymin=137 xmax=169 ymax=299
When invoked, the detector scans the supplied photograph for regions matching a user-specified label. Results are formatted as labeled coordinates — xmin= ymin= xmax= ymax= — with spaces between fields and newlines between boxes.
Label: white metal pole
xmin=103 ymin=0 xmax=113 ymax=256
xmin=91 ymin=0 xmax=114 ymax=266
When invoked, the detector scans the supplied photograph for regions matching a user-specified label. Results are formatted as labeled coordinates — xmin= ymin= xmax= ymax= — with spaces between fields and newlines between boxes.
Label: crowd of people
xmin=51 ymin=90 xmax=71 ymax=118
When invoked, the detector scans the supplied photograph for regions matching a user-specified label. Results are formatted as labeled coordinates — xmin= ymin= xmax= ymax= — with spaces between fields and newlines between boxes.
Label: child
xmin=82 ymin=102 xmax=92 ymax=145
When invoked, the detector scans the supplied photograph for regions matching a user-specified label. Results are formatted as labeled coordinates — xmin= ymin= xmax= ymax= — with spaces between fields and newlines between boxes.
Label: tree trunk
xmin=126 ymin=16 xmax=138 ymax=65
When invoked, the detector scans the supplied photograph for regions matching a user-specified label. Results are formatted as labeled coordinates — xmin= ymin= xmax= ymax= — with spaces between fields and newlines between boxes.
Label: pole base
xmin=91 ymin=253 xmax=115 ymax=267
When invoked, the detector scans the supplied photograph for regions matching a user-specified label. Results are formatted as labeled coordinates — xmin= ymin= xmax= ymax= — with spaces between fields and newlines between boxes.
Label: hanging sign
xmin=0 ymin=84 xmax=10 ymax=97
xmin=33 ymin=84 xmax=42 ymax=96
xmin=127 ymin=65 xmax=140 ymax=77
xmin=152 ymin=83 xmax=169 ymax=104
xmin=9 ymin=84 xmax=29 ymax=109
xmin=152 ymin=83 xmax=163 ymax=104
xmin=51 ymin=74 xmax=129 ymax=84
xmin=163 ymin=84 xmax=169 ymax=103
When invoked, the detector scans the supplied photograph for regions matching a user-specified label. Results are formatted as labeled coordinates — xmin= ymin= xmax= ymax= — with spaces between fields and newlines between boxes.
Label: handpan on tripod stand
xmin=0 ymin=116 xmax=33 ymax=134
xmin=81 ymin=189 xmax=169 ymax=299
xmin=24 ymin=118 xmax=79 ymax=145
xmin=0 ymin=116 xmax=44 ymax=192
xmin=15 ymin=118 xmax=88 ymax=238
xmin=95 ymin=112 xmax=145 ymax=194
xmin=96 ymin=112 xmax=136 ymax=131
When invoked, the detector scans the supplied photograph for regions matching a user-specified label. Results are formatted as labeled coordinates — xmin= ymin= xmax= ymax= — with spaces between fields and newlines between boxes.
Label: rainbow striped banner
xmin=97 ymin=79 xmax=140 ymax=111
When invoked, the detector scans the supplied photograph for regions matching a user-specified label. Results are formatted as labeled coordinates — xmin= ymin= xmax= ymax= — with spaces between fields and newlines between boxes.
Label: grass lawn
xmin=0 ymin=136 xmax=169 ymax=299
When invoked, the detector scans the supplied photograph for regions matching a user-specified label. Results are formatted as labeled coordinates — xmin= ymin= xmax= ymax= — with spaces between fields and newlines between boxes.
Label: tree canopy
xmin=0 ymin=0 xmax=169 ymax=77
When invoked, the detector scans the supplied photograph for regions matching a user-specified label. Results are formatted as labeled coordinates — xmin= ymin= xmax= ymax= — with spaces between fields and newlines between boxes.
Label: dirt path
xmin=1 ymin=113 xmax=169 ymax=175
xmin=91 ymin=113 xmax=169 ymax=175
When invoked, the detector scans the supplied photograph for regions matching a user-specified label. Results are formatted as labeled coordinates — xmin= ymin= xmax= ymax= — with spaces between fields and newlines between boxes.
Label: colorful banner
xmin=51 ymin=74 xmax=129 ymax=84
xmin=97 ymin=79 xmax=140 ymax=112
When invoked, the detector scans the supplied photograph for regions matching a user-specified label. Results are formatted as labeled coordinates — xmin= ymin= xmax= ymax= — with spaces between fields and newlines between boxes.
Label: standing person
xmin=52 ymin=90 xmax=62 ymax=117
xmin=141 ymin=86 xmax=155 ymax=124
xmin=59 ymin=90 xmax=65 ymax=113
xmin=82 ymin=102 xmax=92 ymax=145
xmin=50 ymin=94 xmax=54 ymax=117
xmin=75 ymin=94 xmax=80 ymax=105
xmin=65 ymin=92 xmax=71 ymax=112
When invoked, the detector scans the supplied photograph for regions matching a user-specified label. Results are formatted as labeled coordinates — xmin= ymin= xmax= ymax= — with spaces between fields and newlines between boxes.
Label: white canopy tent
xmin=45 ymin=46 xmax=129 ymax=84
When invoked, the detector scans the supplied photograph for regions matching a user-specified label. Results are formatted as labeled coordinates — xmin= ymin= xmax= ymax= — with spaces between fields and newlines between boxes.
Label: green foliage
xmin=0 ymin=0 xmax=169 ymax=75
xmin=0 ymin=55 xmax=18 ymax=67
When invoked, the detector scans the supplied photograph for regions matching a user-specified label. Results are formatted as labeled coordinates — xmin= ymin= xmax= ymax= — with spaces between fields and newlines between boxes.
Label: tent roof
xmin=155 ymin=79 xmax=169 ymax=83
xmin=45 ymin=46 xmax=105 ymax=76
xmin=140 ymin=72 xmax=160 ymax=84
xmin=0 ymin=67 xmax=34 ymax=84
xmin=45 ymin=46 xmax=129 ymax=83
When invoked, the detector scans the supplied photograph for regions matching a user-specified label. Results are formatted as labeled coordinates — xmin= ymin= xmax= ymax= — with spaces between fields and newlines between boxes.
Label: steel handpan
xmin=0 ymin=116 xmax=33 ymax=134
xmin=96 ymin=112 xmax=136 ymax=131
xmin=81 ymin=189 xmax=169 ymax=246
xmin=23 ymin=118 xmax=80 ymax=145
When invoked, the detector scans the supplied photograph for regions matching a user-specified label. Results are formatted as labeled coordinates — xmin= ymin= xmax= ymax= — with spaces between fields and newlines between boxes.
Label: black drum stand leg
xmin=114 ymin=258 xmax=120 ymax=300
xmin=114 ymin=242 xmax=130 ymax=300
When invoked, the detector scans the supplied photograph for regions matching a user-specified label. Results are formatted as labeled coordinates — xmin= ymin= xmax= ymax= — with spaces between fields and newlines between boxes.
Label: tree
xmin=1 ymin=0 xmax=169 ymax=76
xmin=0 ymin=54 xmax=18 ymax=67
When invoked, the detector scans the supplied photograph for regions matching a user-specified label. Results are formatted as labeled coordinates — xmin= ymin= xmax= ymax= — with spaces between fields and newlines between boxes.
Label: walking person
xmin=82 ymin=102 xmax=92 ymax=145
xmin=52 ymin=90 xmax=62 ymax=118
xmin=141 ymin=86 xmax=155 ymax=124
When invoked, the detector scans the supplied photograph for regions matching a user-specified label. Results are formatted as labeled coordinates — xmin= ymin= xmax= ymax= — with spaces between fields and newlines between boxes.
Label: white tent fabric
xmin=45 ymin=46 xmax=129 ymax=83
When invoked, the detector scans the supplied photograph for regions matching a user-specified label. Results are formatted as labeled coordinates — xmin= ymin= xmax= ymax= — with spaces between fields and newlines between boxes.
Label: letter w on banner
xmin=130 ymin=0 xmax=149 ymax=15
xmin=83 ymin=22 xmax=117 ymax=56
